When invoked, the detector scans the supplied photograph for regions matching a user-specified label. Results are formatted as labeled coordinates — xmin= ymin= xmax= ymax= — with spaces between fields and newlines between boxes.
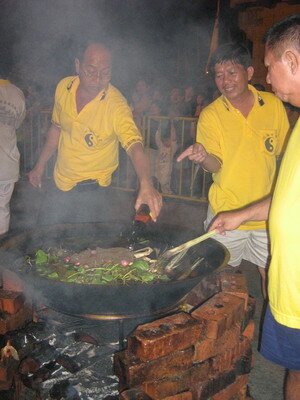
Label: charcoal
xmin=73 ymin=332 xmax=99 ymax=346
xmin=49 ymin=379 xmax=80 ymax=399
xmin=56 ymin=354 xmax=80 ymax=373
xmin=19 ymin=356 xmax=40 ymax=374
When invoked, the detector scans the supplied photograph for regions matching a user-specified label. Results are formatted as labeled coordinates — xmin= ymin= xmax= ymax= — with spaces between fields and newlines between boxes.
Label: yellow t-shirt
xmin=52 ymin=76 xmax=142 ymax=191
xmin=268 ymin=117 xmax=300 ymax=328
xmin=197 ymin=85 xmax=289 ymax=229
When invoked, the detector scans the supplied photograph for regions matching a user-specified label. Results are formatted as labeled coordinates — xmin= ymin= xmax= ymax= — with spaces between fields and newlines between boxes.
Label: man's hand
xmin=27 ymin=165 xmax=44 ymax=188
xmin=135 ymin=181 xmax=162 ymax=222
xmin=208 ymin=210 xmax=246 ymax=234
xmin=177 ymin=143 xmax=208 ymax=164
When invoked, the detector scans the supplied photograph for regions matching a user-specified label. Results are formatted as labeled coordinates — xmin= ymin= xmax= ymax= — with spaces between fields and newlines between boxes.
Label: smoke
xmin=1 ymin=0 xmax=217 ymax=96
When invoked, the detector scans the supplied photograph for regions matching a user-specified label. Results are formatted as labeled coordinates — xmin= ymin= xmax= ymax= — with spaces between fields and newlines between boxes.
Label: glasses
xmin=81 ymin=66 xmax=111 ymax=79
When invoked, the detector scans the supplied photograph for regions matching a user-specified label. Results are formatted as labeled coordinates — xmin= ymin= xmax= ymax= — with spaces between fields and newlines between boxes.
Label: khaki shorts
xmin=204 ymin=206 xmax=270 ymax=269
xmin=0 ymin=182 xmax=15 ymax=235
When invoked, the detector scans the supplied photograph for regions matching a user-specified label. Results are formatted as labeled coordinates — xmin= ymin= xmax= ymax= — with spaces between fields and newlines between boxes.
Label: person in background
xmin=182 ymin=84 xmax=196 ymax=116
xmin=155 ymin=120 xmax=178 ymax=195
xmin=209 ymin=15 xmax=300 ymax=399
xmin=0 ymin=44 xmax=26 ymax=237
xmin=130 ymin=78 xmax=152 ymax=130
xmin=194 ymin=93 xmax=205 ymax=118
xmin=177 ymin=42 xmax=290 ymax=297
xmin=28 ymin=42 xmax=162 ymax=223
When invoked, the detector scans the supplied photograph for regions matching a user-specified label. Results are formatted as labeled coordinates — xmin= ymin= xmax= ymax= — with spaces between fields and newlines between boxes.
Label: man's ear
xmin=247 ymin=66 xmax=255 ymax=81
xmin=75 ymin=58 xmax=80 ymax=75
xmin=283 ymin=50 xmax=299 ymax=75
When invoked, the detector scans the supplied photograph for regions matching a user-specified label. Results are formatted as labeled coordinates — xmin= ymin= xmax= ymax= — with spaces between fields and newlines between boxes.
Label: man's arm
xmin=127 ymin=142 xmax=162 ymax=221
xmin=28 ymin=124 xmax=61 ymax=188
xmin=209 ymin=197 xmax=272 ymax=234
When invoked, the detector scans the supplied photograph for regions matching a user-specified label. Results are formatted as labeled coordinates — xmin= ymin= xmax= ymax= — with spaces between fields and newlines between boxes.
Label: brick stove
xmin=0 ymin=266 xmax=255 ymax=399
xmin=114 ymin=269 xmax=255 ymax=400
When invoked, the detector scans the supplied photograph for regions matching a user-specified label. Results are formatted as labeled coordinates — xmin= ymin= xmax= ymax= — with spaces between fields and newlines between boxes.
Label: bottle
xmin=134 ymin=204 xmax=152 ymax=224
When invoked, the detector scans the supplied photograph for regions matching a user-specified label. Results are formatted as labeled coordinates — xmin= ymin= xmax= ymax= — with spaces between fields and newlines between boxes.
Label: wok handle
xmin=166 ymin=229 xmax=217 ymax=256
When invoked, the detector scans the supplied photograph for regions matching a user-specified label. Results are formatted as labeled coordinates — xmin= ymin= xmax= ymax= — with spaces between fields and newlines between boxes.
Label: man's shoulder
xmin=56 ymin=76 xmax=77 ymax=92
xmin=200 ymin=97 xmax=224 ymax=118
xmin=1 ymin=82 xmax=25 ymax=105
xmin=258 ymin=89 xmax=282 ymax=105
xmin=107 ymin=84 xmax=127 ymax=100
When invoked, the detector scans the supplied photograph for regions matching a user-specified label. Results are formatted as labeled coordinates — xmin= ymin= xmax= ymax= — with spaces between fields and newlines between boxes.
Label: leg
xmin=285 ymin=370 xmax=300 ymax=400
xmin=244 ymin=230 xmax=270 ymax=299
xmin=0 ymin=182 xmax=15 ymax=234
xmin=258 ymin=266 xmax=267 ymax=299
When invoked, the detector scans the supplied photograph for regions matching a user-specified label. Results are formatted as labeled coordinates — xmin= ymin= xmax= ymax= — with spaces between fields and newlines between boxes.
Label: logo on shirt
xmin=84 ymin=133 xmax=94 ymax=147
xmin=264 ymin=136 xmax=274 ymax=153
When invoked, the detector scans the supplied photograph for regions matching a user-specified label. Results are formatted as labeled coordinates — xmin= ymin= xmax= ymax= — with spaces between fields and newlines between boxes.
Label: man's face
xmin=214 ymin=61 xmax=253 ymax=102
xmin=264 ymin=45 xmax=295 ymax=104
xmin=76 ymin=44 xmax=111 ymax=93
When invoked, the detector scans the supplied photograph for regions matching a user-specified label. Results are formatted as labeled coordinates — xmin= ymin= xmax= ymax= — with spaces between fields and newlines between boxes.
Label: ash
xmin=4 ymin=308 xmax=132 ymax=399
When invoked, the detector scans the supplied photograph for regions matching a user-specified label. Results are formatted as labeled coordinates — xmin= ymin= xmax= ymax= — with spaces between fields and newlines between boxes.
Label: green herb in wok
xmin=25 ymin=248 xmax=170 ymax=285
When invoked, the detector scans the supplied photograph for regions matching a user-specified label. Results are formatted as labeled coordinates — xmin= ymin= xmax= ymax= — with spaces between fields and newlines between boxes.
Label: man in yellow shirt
xmin=210 ymin=14 xmax=300 ymax=399
xmin=28 ymin=42 xmax=162 ymax=223
xmin=177 ymin=43 xmax=289 ymax=297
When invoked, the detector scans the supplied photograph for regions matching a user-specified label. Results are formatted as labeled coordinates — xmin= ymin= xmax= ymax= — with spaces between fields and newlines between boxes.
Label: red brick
xmin=242 ymin=321 xmax=255 ymax=342
xmin=114 ymin=346 xmax=194 ymax=390
xmin=162 ymin=392 xmax=193 ymax=400
xmin=192 ymin=369 xmax=236 ymax=400
xmin=191 ymin=292 xmax=245 ymax=339
xmin=194 ymin=323 xmax=241 ymax=362
xmin=0 ymin=289 xmax=25 ymax=314
xmin=242 ymin=297 xmax=256 ymax=331
xmin=119 ymin=387 xmax=152 ymax=400
xmin=211 ymin=375 xmax=248 ymax=400
xmin=0 ymin=303 xmax=32 ymax=335
xmin=219 ymin=271 xmax=249 ymax=310
xmin=127 ymin=312 xmax=204 ymax=361
xmin=141 ymin=361 xmax=211 ymax=399
xmin=2 ymin=269 xmax=24 ymax=292
xmin=213 ymin=336 xmax=252 ymax=374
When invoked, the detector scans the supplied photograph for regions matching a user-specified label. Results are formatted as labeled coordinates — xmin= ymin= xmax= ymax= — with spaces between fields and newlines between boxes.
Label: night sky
xmin=0 ymin=0 xmax=235 ymax=97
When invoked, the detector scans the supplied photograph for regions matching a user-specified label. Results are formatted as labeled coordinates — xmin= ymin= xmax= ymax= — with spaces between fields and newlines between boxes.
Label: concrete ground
xmin=5 ymin=181 xmax=286 ymax=400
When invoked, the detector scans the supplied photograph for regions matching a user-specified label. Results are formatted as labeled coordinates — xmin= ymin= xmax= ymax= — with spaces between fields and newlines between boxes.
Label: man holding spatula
xmin=177 ymin=42 xmax=289 ymax=297
xmin=209 ymin=15 xmax=300 ymax=399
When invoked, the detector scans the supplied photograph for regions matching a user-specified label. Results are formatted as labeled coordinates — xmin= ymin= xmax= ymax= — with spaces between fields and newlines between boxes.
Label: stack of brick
xmin=114 ymin=269 xmax=255 ymax=400
xmin=0 ymin=269 xmax=32 ymax=335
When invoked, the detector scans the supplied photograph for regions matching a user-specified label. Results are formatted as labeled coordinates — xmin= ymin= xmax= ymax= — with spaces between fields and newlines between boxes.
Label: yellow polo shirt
xmin=197 ymin=85 xmax=289 ymax=229
xmin=52 ymin=76 xmax=142 ymax=191
xmin=268 ymin=118 xmax=300 ymax=328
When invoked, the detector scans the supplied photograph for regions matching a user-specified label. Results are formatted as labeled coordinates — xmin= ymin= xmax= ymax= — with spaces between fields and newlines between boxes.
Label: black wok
xmin=0 ymin=222 xmax=229 ymax=316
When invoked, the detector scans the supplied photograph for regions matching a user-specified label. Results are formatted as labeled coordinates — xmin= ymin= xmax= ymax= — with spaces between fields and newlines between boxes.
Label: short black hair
xmin=75 ymin=40 xmax=111 ymax=61
xmin=263 ymin=14 xmax=300 ymax=58
xmin=210 ymin=42 xmax=252 ymax=71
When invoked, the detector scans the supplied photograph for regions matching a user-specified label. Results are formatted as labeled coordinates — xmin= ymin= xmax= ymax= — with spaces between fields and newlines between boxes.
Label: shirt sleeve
xmin=196 ymin=106 xmax=223 ymax=162
xmin=112 ymin=96 xmax=143 ymax=151
xmin=51 ymin=80 xmax=65 ymax=128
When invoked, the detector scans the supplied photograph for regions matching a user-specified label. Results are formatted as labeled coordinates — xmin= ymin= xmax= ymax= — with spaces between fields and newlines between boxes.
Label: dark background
xmin=0 ymin=0 xmax=241 ymax=100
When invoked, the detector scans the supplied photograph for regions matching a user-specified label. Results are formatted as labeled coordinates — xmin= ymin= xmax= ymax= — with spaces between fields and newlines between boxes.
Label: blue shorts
xmin=260 ymin=305 xmax=300 ymax=370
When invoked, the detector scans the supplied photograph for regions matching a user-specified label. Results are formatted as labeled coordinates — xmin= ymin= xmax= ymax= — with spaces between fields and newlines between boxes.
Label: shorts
xmin=204 ymin=206 xmax=270 ymax=269
xmin=0 ymin=182 xmax=15 ymax=235
xmin=260 ymin=305 xmax=300 ymax=370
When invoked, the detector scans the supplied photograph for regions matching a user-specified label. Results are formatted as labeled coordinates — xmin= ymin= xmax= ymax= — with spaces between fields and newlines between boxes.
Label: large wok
xmin=0 ymin=222 xmax=229 ymax=316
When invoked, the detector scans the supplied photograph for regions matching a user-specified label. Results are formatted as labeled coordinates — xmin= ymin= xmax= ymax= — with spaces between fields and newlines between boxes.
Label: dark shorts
xmin=260 ymin=305 xmax=300 ymax=370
